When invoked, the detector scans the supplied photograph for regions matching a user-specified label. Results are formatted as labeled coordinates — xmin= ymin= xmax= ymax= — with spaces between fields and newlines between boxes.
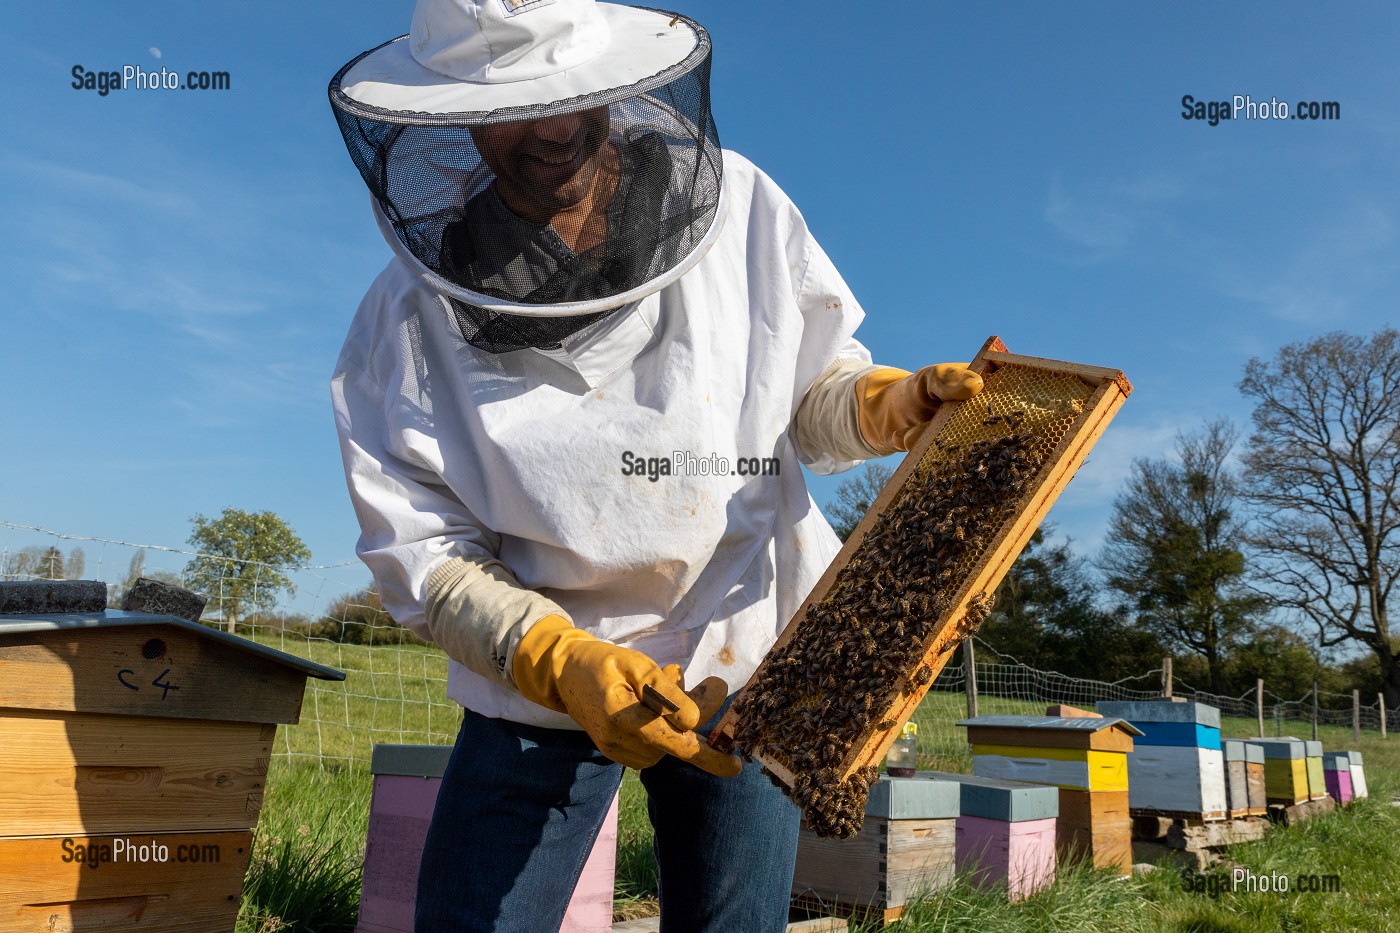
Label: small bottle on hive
xmin=885 ymin=722 xmax=918 ymax=778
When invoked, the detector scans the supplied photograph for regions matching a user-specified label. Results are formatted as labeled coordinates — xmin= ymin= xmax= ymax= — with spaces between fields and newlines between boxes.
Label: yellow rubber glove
xmin=513 ymin=615 xmax=743 ymax=777
xmin=856 ymin=363 xmax=984 ymax=455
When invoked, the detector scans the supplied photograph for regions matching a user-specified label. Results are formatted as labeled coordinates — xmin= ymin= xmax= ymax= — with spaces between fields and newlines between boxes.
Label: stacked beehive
xmin=1321 ymin=752 xmax=1354 ymax=806
xmin=1096 ymin=700 xmax=1227 ymax=820
xmin=958 ymin=715 xmax=1139 ymax=877
xmin=792 ymin=775 xmax=959 ymax=925
xmin=1348 ymin=751 xmax=1369 ymax=799
xmin=1247 ymin=738 xmax=1310 ymax=806
xmin=921 ymin=771 xmax=1058 ymax=901
xmin=0 ymin=581 xmax=343 ymax=933
xmin=1302 ymin=740 xmax=1328 ymax=801
xmin=1221 ymin=740 xmax=1267 ymax=817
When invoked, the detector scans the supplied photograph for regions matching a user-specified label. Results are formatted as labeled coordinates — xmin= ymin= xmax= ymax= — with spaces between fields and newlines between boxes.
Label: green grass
xmin=243 ymin=636 xmax=1399 ymax=931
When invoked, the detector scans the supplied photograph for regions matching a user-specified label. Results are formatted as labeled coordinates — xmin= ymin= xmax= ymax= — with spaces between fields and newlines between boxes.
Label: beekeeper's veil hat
xmin=329 ymin=0 xmax=724 ymax=352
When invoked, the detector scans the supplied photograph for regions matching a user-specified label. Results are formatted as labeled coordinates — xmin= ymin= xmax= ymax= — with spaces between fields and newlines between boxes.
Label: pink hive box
xmin=356 ymin=744 xmax=618 ymax=933
xmin=1322 ymin=752 xmax=1354 ymax=805
xmin=922 ymin=771 xmax=1057 ymax=902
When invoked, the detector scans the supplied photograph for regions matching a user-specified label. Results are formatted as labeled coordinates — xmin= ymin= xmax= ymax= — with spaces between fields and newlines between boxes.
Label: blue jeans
xmin=415 ymin=700 xmax=800 ymax=933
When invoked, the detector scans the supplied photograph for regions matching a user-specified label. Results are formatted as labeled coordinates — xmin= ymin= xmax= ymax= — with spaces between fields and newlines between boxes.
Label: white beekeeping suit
xmin=327 ymin=3 xmax=982 ymax=929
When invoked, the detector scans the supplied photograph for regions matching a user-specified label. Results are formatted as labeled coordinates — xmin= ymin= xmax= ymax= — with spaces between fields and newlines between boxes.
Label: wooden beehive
xmin=1222 ymin=740 xmax=1267 ymax=817
xmin=959 ymin=715 xmax=1138 ymax=878
xmin=711 ymin=338 xmax=1131 ymax=832
xmin=1322 ymin=752 xmax=1353 ymax=805
xmin=358 ymin=745 xmax=618 ymax=933
xmin=1247 ymin=739 xmax=1310 ymax=806
xmin=1302 ymin=740 xmax=1328 ymax=801
xmin=1347 ymin=750 xmax=1369 ymax=799
xmin=1097 ymin=700 xmax=1227 ymax=820
xmin=921 ymin=771 xmax=1058 ymax=902
xmin=791 ymin=776 xmax=959 ymax=926
xmin=0 ymin=600 xmax=342 ymax=933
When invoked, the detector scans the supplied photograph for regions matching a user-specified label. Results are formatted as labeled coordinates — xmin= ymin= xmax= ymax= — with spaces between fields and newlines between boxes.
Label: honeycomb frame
xmin=710 ymin=336 xmax=1133 ymax=801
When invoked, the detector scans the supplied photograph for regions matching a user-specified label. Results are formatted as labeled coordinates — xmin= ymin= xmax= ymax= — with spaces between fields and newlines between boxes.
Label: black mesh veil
xmin=329 ymin=12 xmax=722 ymax=353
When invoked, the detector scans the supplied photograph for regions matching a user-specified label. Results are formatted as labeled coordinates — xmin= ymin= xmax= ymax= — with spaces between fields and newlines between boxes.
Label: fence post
xmin=1311 ymin=680 xmax=1319 ymax=742
xmin=1162 ymin=656 xmax=1173 ymax=698
xmin=1256 ymin=679 xmax=1265 ymax=738
xmin=966 ymin=638 xmax=979 ymax=719
xmin=1353 ymin=690 xmax=1361 ymax=744
xmin=1381 ymin=693 xmax=1388 ymax=740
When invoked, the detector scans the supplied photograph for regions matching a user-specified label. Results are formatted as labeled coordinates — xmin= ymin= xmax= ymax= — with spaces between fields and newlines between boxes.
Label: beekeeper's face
xmin=470 ymin=106 xmax=612 ymax=225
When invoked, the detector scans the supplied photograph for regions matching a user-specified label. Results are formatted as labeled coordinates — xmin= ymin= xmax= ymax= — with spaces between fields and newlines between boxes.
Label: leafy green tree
xmin=826 ymin=462 xmax=894 ymax=542
xmin=1240 ymin=327 xmax=1400 ymax=706
xmin=183 ymin=509 xmax=311 ymax=632
xmin=305 ymin=586 xmax=428 ymax=647
xmin=1100 ymin=420 xmax=1265 ymax=694
xmin=980 ymin=529 xmax=1163 ymax=681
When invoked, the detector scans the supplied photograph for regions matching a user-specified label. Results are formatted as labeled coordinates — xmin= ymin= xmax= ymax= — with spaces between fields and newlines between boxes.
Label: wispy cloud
xmin=1212 ymin=201 xmax=1397 ymax=324
xmin=1043 ymin=170 xmax=1188 ymax=263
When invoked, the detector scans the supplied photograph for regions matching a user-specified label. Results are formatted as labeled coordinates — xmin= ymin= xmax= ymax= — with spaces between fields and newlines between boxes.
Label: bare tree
xmin=1240 ymin=327 xmax=1400 ymax=705
xmin=1101 ymin=420 xmax=1263 ymax=693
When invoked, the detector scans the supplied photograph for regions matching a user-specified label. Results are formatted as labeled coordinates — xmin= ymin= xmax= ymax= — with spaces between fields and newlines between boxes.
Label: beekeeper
xmin=328 ymin=1 xmax=982 ymax=930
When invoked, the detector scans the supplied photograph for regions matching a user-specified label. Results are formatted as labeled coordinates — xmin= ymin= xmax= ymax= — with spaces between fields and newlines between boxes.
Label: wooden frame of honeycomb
xmin=709 ymin=336 xmax=1132 ymax=835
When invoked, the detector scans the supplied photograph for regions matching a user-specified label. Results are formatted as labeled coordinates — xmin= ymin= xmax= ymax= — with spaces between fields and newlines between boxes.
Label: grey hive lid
xmin=1348 ymin=750 xmax=1364 ymax=765
xmin=0 ymin=611 xmax=345 ymax=681
xmin=372 ymin=744 xmax=455 ymax=777
xmin=1223 ymin=740 xmax=1265 ymax=764
xmin=917 ymin=770 xmax=1058 ymax=822
xmin=1095 ymin=700 xmax=1221 ymax=729
xmin=957 ymin=714 xmax=1143 ymax=736
xmin=1322 ymin=752 xmax=1351 ymax=769
xmin=1247 ymin=738 xmax=1306 ymax=759
xmin=865 ymin=775 xmax=960 ymax=820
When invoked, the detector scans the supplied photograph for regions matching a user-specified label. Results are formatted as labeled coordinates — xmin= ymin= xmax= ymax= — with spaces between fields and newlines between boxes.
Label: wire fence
xmin=2 ymin=521 xmax=1393 ymax=770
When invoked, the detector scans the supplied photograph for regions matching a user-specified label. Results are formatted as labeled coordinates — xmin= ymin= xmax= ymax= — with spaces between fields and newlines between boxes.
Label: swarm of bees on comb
xmin=726 ymin=411 xmax=1056 ymax=838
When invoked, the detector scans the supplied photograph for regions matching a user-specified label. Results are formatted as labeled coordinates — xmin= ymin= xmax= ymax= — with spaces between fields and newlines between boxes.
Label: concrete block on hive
xmin=358 ymin=745 xmax=617 ymax=933
xmin=711 ymin=338 xmax=1132 ymax=838
xmin=0 ymin=580 xmax=107 ymax=614
xmin=0 ymin=607 xmax=342 ymax=933
xmin=122 ymin=577 xmax=208 ymax=622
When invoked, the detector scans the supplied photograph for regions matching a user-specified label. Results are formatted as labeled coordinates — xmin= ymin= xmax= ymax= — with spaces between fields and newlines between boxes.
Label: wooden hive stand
xmin=711 ymin=338 xmax=1132 ymax=832
xmin=0 ymin=580 xmax=343 ymax=933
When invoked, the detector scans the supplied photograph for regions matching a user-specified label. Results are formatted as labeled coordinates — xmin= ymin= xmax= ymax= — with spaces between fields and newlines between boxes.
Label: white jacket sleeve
xmin=331 ymin=359 xmax=564 ymax=687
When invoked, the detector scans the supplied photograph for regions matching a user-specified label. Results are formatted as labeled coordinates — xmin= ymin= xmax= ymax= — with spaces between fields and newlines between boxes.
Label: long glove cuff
xmin=512 ymin=614 xmax=590 ymax=713
xmin=856 ymin=367 xmax=927 ymax=455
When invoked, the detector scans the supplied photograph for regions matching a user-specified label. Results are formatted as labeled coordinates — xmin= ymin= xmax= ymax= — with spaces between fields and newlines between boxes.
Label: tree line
xmin=828 ymin=327 xmax=1400 ymax=708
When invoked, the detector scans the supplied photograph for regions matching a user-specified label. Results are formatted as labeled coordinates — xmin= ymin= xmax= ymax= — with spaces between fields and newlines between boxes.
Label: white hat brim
xmin=333 ymin=5 xmax=702 ymax=122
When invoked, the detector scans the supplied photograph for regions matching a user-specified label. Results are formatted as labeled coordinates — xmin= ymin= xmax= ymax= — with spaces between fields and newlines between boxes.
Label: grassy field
xmin=240 ymin=636 xmax=1399 ymax=931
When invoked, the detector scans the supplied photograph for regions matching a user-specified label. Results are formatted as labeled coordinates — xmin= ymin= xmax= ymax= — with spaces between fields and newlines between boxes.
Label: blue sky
xmin=3 ymin=2 xmax=1398 ymax=601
